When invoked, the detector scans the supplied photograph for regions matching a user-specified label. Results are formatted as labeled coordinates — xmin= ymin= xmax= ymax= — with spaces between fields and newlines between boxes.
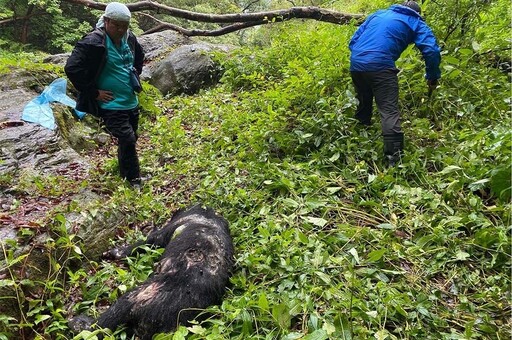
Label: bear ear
xmin=170 ymin=203 xmax=206 ymax=221
xmin=170 ymin=205 xmax=188 ymax=220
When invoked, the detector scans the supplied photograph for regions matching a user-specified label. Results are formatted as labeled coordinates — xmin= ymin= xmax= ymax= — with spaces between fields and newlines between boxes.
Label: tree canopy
xmin=0 ymin=0 xmax=510 ymax=64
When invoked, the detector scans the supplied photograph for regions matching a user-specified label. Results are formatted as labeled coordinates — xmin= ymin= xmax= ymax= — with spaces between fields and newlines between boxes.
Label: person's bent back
xmin=348 ymin=1 xmax=441 ymax=167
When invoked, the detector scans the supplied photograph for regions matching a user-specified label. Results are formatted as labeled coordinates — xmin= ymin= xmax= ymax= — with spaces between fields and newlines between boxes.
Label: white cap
xmin=104 ymin=2 xmax=131 ymax=22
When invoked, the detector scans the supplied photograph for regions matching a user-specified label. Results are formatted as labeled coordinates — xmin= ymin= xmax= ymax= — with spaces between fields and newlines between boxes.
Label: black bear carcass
xmin=73 ymin=204 xmax=234 ymax=339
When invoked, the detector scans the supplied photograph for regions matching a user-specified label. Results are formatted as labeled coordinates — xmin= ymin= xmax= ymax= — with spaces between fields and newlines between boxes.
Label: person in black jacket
xmin=65 ymin=2 xmax=145 ymax=187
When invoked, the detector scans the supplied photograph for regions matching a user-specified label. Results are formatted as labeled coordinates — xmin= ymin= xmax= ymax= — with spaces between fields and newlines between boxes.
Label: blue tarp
xmin=22 ymin=78 xmax=86 ymax=130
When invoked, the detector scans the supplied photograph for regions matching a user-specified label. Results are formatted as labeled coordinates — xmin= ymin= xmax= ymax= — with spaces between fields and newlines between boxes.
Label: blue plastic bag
xmin=22 ymin=78 xmax=86 ymax=130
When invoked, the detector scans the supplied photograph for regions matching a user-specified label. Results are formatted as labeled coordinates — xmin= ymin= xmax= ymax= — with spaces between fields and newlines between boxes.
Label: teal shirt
xmin=97 ymin=35 xmax=138 ymax=110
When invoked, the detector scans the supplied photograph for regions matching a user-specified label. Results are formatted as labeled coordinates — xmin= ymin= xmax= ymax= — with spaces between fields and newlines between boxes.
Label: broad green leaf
xmin=417 ymin=306 xmax=430 ymax=317
xmin=305 ymin=216 xmax=328 ymax=227
xmin=329 ymin=153 xmax=340 ymax=162
xmin=72 ymin=330 xmax=99 ymax=340
xmin=443 ymin=56 xmax=460 ymax=64
xmin=455 ymin=251 xmax=470 ymax=261
xmin=394 ymin=303 xmax=408 ymax=317
xmin=322 ymin=321 xmax=336 ymax=335
xmin=0 ymin=279 xmax=16 ymax=288
xmin=305 ymin=199 xmax=326 ymax=209
xmin=304 ymin=329 xmax=328 ymax=340
xmin=272 ymin=303 xmax=291 ymax=329
xmin=440 ymin=165 xmax=462 ymax=174
xmin=348 ymin=248 xmax=360 ymax=264
xmin=375 ymin=330 xmax=390 ymax=340
xmin=315 ymin=271 xmax=332 ymax=285
xmin=171 ymin=326 xmax=188 ymax=339
xmin=366 ymin=311 xmax=377 ymax=318
xmin=73 ymin=245 xmax=82 ymax=255
xmin=367 ymin=248 xmax=386 ymax=262
xmin=468 ymin=178 xmax=490 ymax=191
xmin=297 ymin=230 xmax=309 ymax=244
xmin=281 ymin=333 xmax=303 ymax=340
xmin=490 ymin=164 xmax=511 ymax=202
xmin=187 ymin=325 xmax=206 ymax=335
xmin=34 ymin=314 xmax=51 ymax=325
xmin=376 ymin=223 xmax=395 ymax=230
xmin=282 ymin=198 xmax=300 ymax=208
xmin=258 ymin=293 xmax=269 ymax=311
xmin=326 ymin=187 xmax=342 ymax=194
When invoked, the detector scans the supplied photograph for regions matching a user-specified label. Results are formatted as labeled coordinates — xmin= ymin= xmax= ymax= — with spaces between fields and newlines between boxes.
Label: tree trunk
xmin=20 ymin=5 xmax=34 ymax=44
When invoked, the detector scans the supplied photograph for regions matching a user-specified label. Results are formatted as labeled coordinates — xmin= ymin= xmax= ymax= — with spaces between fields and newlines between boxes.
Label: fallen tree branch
xmin=63 ymin=0 xmax=362 ymax=24
xmin=142 ymin=21 xmax=266 ymax=36
xmin=62 ymin=0 xmax=363 ymax=36
xmin=135 ymin=12 xmax=265 ymax=36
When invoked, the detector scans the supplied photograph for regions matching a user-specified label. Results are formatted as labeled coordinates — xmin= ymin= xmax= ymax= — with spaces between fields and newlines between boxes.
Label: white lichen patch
xmin=131 ymin=282 xmax=163 ymax=306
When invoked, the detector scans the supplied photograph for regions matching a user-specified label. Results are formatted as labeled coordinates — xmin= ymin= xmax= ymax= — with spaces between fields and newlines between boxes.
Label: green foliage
xmin=46 ymin=16 xmax=92 ymax=53
xmin=425 ymin=0 xmax=511 ymax=71
xmin=0 ymin=50 xmax=60 ymax=74
xmin=0 ymin=0 xmax=98 ymax=53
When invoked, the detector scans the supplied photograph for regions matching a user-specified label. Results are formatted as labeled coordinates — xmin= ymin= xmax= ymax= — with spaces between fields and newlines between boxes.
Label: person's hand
xmin=427 ymin=79 xmax=439 ymax=90
xmin=96 ymin=89 xmax=114 ymax=102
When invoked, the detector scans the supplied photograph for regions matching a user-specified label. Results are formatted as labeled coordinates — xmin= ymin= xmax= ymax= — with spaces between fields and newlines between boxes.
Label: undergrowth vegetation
xmin=0 ymin=0 xmax=510 ymax=339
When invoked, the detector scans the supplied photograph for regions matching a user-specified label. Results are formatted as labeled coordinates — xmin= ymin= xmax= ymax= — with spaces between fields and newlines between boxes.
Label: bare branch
xmin=135 ymin=11 xmax=164 ymax=26
xmin=0 ymin=11 xmax=48 ymax=25
xmin=242 ymin=1 xmax=261 ymax=13
xmin=62 ymin=0 xmax=363 ymax=25
xmin=143 ymin=21 xmax=266 ymax=36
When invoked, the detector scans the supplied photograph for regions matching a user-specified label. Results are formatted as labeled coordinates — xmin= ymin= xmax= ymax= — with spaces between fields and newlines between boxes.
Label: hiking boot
xmin=128 ymin=178 xmax=142 ymax=190
xmin=383 ymin=133 xmax=404 ymax=167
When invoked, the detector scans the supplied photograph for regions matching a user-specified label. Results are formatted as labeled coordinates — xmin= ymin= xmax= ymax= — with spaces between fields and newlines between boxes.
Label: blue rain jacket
xmin=349 ymin=5 xmax=441 ymax=80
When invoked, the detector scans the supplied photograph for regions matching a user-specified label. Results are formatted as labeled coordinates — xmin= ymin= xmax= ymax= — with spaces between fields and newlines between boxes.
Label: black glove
xmin=427 ymin=78 xmax=439 ymax=88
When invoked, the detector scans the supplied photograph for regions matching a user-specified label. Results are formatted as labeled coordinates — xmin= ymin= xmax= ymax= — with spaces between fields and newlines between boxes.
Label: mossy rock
xmin=53 ymin=105 xmax=109 ymax=152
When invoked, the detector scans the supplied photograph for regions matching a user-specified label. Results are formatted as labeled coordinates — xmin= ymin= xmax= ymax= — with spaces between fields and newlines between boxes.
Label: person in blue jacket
xmin=65 ymin=2 xmax=145 ymax=187
xmin=349 ymin=1 xmax=441 ymax=166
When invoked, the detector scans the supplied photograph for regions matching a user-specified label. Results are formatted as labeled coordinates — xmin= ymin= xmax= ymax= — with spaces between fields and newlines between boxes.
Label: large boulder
xmin=137 ymin=30 xmax=193 ymax=62
xmin=147 ymin=42 xmax=231 ymax=96
xmin=136 ymin=30 xmax=236 ymax=96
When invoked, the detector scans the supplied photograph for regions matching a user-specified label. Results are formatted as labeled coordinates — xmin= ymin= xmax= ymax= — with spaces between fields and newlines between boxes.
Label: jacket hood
xmin=81 ymin=28 xmax=106 ymax=48
xmin=82 ymin=28 xmax=134 ymax=48
xmin=390 ymin=4 xmax=424 ymax=21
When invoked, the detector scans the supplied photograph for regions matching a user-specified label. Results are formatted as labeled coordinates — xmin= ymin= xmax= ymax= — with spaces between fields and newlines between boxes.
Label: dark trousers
xmin=99 ymin=107 xmax=140 ymax=181
xmin=350 ymin=69 xmax=402 ymax=136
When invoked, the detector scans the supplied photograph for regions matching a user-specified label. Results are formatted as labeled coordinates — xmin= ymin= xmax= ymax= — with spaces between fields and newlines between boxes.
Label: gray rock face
xmin=0 ymin=89 xmax=35 ymax=121
xmin=43 ymin=53 xmax=70 ymax=65
xmin=149 ymin=43 xmax=225 ymax=96
xmin=0 ymin=83 xmax=87 ymax=176
xmin=0 ymin=67 xmax=119 ymax=327
xmin=137 ymin=30 xmax=193 ymax=62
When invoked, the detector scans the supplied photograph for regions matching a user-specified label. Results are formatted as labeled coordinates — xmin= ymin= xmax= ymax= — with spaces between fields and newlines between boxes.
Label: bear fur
xmin=70 ymin=204 xmax=234 ymax=339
